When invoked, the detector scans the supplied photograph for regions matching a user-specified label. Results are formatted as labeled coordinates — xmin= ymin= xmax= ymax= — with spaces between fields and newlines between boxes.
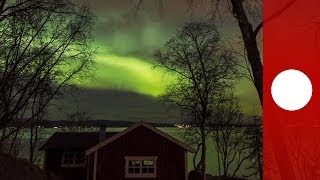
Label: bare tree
xmin=182 ymin=125 xmax=202 ymax=170
xmin=64 ymin=110 xmax=90 ymax=132
xmin=183 ymin=0 xmax=295 ymax=106
xmin=209 ymin=2 xmax=295 ymax=179
xmin=29 ymin=84 xmax=49 ymax=163
xmin=242 ymin=115 xmax=262 ymax=179
xmin=209 ymin=93 xmax=250 ymax=178
xmin=1 ymin=99 xmax=27 ymax=157
xmin=155 ymin=20 xmax=239 ymax=180
xmin=0 ymin=0 xmax=95 ymax=147
xmin=192 ymin=1 xmax=296 ymax=178
xmin=1 ymin=126 xmax=24 ymax=156
xmin=214 ymin=0 xmax=263 ymax=105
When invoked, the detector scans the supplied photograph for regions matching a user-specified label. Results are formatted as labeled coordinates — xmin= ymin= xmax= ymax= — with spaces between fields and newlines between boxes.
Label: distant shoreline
xmin=8 ymin=120 xmax=175 ymax=128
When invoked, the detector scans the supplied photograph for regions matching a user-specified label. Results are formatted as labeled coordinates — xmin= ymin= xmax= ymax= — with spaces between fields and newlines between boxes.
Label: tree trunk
xmin=193 ymin=143 xmax=201 ymax=170
xmin=29 ymin=122 xmax=34 ymax=163
xmin=230 ymin=1 xmax=295 ymax=179
xmin=230 ymin=0 xmax=263 ymax=106
xmin=200 ymin=122 xmax=206 ymax=180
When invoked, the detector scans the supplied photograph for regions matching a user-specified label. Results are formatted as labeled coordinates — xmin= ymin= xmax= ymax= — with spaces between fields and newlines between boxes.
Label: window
xmin=125 ymin=156 xmax=157 ymax=178
xmin=61 ymin=152 xmax=86 ymax=167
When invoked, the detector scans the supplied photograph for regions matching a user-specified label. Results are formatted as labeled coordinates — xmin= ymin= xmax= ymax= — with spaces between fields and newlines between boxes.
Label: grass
xmin=16 ymin=127 xmax=256 ymax=179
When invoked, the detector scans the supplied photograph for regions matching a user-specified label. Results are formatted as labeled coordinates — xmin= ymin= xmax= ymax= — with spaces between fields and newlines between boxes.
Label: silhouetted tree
xmin=65 ymin=110 xmax=90 ymax=132
xmin=182 ymin=125 xmax=202 ymax=170
xmin=155 ymin=20 xmax=239 ymax=180
xmin=210 ymin=92 xmax=251 ymax=178
xmin=0 ymin=0 xmax=95 ymax=147
xmin=29 ymin=84 xmax=49 ymax=164
xmin=206 ymin=2 xmax=294 ymax=178
xmin=243 ymin=115 xmax=262 ymax=179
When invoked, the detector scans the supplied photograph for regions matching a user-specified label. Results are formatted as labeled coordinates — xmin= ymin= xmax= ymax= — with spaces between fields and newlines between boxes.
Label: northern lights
xmin=74 ymin=4 xmax=179 ymax=96
xmin=73 ymin=49 xmax=260 ymax=114
xmin=80 ymin=53 xmax=176 ymax=96
xmin=62 ymin=0 xmax=261 ymax=118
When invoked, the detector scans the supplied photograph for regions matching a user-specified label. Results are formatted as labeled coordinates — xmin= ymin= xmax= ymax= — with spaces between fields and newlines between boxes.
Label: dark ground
xmin=0 ymin=152 xmax=59 ymax=180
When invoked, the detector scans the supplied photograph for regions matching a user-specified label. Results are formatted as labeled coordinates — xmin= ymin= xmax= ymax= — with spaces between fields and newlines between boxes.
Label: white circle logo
xmin=271 ymin=69 xmax=312 ymax=111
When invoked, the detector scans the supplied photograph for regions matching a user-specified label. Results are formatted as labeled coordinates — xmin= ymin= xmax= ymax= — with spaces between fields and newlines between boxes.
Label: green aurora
xmin=66 ymin=0 xmax=261 ymax=115
xmin=82 ymin=53 xmax=175 ymax=96
xmin=74 ymin=49 xmax=260 ymax=114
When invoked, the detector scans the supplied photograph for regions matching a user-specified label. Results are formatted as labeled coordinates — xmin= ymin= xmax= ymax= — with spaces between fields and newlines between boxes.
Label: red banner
xmin=264 ymin=0 xmax=320 ymax=179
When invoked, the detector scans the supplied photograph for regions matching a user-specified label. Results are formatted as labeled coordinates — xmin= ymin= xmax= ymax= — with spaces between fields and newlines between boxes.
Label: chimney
xmin=99 ymin=125 xmax=106 ymax=142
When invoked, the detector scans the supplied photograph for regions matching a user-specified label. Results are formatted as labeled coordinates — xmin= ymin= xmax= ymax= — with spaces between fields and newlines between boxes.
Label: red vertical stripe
xmin=264 ymin=0 xmax=320 ymax=179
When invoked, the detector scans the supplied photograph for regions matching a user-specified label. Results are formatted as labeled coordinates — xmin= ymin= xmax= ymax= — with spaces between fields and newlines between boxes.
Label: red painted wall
xmin=96 ymin=126 xmax=187 ymax=180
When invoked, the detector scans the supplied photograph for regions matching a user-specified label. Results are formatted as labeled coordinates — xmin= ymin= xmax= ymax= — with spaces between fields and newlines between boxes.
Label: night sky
xmin=81 ymin=0 xmax=188 ymax=95
xmin=51 ymin=0 xmax=261 ymax=122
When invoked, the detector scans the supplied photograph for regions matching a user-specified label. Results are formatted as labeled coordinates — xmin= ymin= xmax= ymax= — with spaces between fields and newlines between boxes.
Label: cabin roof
xmin=39 ymin=132 xmax=119 ymax=150
xmin=86 ymin=122 xmax=196 ymax=154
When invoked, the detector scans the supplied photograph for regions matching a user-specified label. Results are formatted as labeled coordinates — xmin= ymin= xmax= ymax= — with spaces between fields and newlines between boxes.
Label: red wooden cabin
xmin=39 ymin=130 xmax=118 ymax=180
xmin=40 ymin=122 xmax=195 ymax=180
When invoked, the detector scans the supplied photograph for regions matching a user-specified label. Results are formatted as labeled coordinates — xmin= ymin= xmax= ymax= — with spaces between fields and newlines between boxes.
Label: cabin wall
xmin=96 ymin=126 xmax=186 ymax=180
xmin=87 ymin=154 xmax=95 ymax=180
xmin=44 ymin=149 xmax=87 ymax=180
xmin=45 ymin=150 xmax=63 ymax=173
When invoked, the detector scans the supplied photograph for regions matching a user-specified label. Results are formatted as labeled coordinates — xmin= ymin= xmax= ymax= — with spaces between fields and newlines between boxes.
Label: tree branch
xmin=253 ymin=0 xmax=297 ymax=37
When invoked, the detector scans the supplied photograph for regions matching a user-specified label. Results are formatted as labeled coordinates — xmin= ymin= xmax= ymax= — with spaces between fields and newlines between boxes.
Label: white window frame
xmin=125 ymin=156 xmax=157 ymax=178
xmin=61 ymin=152 xmax=86 ymax=167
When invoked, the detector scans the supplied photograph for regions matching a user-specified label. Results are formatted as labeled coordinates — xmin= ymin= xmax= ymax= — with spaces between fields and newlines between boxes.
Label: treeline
xmin=7 ymin=120 xmax=175 ymax=128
